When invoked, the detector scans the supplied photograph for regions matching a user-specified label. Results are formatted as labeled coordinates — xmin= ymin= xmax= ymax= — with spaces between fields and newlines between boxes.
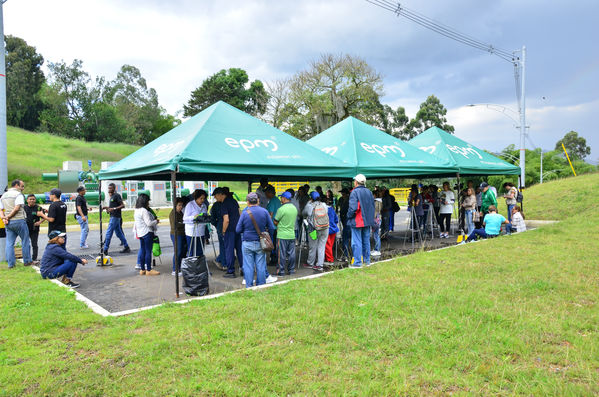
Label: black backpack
xmin=515 ymin=188 xmax=523 ymax=203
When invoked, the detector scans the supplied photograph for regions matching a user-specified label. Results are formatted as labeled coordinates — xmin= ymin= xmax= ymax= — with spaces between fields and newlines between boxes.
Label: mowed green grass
xmin=0 ymin=176 xmax=598 ymax=395
xmin=7 ymin=126 xmax=139 ymax=193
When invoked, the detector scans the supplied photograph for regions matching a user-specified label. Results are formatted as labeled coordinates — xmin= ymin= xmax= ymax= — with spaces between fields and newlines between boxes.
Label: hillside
xmin=6 ymin=126 xmax=140 ymax=192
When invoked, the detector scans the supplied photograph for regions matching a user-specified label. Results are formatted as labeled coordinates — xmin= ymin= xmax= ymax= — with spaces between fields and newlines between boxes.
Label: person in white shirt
xmin=438 ymin=182 xmax=455 ymax=238
xmin=510 ymin=205 xmax=527 ymax=233
xmin=133 ymin=194 xmax=160 ymax=275
xmin=183 ymin=189 xmax=208 ymax=257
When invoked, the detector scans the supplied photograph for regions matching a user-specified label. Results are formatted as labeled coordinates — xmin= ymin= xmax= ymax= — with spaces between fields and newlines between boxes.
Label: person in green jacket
xmin=479 ymin=182 xmax=497 ymax=215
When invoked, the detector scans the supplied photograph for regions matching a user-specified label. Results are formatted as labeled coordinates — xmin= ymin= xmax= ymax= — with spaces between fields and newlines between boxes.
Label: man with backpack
xmin=347 ymin=174 xmax=375 ymax=268
xmin=302 ymin=191 xmax=329 ymax=272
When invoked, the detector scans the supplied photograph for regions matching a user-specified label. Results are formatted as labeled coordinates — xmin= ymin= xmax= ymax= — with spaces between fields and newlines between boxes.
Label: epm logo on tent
xmin=225 ymin=138 xmax=278 ymax=152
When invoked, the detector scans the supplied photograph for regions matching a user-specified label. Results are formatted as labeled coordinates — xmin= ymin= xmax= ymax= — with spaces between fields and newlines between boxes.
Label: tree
xmin=555 ymin=131 xmax=591 ymax=160
xmin=104 ymin=65 xmax=179 ymax=144
xmin=5 ymin=35 xmax=46 ymax=130
xmin=183 ymin=68 xmax=268 ymax=117
xmin=279 ymin=53 xmax=384 ymax=140
xmin=408 ymin=95 xmax=455 ymax=138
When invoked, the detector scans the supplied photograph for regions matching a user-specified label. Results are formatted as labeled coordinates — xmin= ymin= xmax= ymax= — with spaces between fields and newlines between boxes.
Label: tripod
xmin=403 ymin=206 xmax=424 ymax=251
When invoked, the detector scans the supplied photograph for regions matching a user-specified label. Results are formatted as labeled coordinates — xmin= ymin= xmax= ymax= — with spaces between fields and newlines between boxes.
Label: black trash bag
xmin=181 ymin=255 xmax=209 ymax=296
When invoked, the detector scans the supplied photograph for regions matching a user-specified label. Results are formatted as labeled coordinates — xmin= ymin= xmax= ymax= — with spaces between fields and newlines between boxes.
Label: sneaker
xmin=120 ymin=246 xmax=131 ymax=254
xmin=66 ymin=281 xmax=80 ymax=288
xmin=146 ymin=269 xmax=160 ymax=276
xmin=348 ymin=264 xmax=362 ymax=269
xmin=276 ymin=271 xmax=285 ymax=276
xmin=313 ymin=266 xmax=324 ymax=272
xmin=242 ymin=278 xmax=246 ymax=285
xmin=139 ymin=270 xmax=146 ymax=275
xmin=223 ymin=273 xmax=236 ymax=279
xmin=171 ymin=271 xmax=183 ymax=276
xmin=302 ymin=263 xmax=313 ymax=269
xmin=370 ymin=250 xmax=381 ymax=256
xmin=135 ymin=264 xmax=141 ymax=270
xmin=265 ymin=275 xmax=278 ymax=283
xmin=80 ymin=244 xmax=89 ymax=249
xmin=24 ymin=262 xmax=33 ymax=266
xmin=288 ymin=270 xmax=296 ymax=275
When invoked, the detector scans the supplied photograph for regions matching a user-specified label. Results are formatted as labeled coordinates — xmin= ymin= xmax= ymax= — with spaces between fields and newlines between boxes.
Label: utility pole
xmin=0 ymin=1 xmax=8 ymax=262
xmin=366 ymin=1 xmax=527 ymax=188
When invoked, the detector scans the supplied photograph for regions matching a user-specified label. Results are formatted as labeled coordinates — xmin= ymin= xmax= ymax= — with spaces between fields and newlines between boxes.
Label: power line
xmin=365 ymin=0 xmax=517 ymax=63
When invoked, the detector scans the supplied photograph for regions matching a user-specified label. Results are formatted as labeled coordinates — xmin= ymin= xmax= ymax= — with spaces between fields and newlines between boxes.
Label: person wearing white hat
xmin=347 ymin=174 xmax=375 ymax=268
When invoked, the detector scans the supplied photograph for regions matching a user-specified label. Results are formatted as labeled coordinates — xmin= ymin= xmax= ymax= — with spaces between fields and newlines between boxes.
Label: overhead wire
xmin=365 ymin=0 xmax=517 ymax=63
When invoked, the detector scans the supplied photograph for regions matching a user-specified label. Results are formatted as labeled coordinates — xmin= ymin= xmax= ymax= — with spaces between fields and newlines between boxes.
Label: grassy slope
xmin=1 ymin=178 xmax=598 ymax=394
xmin=7 ymin=126 xmax=140 ymax=193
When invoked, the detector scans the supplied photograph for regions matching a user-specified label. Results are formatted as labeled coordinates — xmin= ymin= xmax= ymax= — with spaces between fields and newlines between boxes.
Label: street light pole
xmin=518 ymin=46 xmax=527 ymax=189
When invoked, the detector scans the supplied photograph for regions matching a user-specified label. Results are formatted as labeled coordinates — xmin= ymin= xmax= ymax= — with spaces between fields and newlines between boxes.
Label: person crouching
xmin=40 ymin=230 xmax=87 ymax=288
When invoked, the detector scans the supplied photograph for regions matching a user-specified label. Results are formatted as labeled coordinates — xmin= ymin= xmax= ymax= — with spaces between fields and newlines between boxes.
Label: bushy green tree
xmin=183 ymin=68 xmax=268 ymax=117
xmin=5 ymin=35 xmax=46 ymax=130
xmin=555 ymin=131 xmax=591 ymax=160
xmin=407 ymin=95 xmax=454 ymax=138
xmin=271 ymin=53 xmax=384 ymax=140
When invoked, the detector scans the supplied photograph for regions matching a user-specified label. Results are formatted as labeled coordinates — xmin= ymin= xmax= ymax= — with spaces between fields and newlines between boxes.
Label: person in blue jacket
xmin=40 ymin=230 xmax=87 ymax=288
xmin=347 ymin=174 xmax=375 ymax=268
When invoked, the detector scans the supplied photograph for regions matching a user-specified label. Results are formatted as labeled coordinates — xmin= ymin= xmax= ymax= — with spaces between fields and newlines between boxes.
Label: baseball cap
xmin=279 ymin=191 xmax=292 ymax=200
xmin=48 ymin=230 xmax=66 ymax=239
xmin=479 ymin=182 xmax=489 ymax=189
xmin=310 ymin=191 xmax=320 ymax=200
xmin=354 ymin=174 xmax=366 ymax=185
xmin=246 ymin=192 xmax=259 ymax=204
xmin=50 ymin=188 xmax=62 ymax=198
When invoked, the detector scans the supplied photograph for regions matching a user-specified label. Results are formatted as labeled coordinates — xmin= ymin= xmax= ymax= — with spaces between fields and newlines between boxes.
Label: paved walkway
xmin=30 ymin=211 xmax=465 ymax=313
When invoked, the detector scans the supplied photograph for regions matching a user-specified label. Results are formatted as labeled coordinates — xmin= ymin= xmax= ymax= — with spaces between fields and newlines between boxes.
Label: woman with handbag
xmin=134 ymin=193 xmax=160 ymax=276
xmin=236 ymin=192 xmax=275 ymax=287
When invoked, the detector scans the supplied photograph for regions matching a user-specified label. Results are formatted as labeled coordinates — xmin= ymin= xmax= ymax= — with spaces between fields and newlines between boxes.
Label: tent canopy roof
xmin=408 ymin=126 xmax=520 ymax=176
xmin=306 ymin=117 xmax=458 ymax=178
xmin=99 ymin=101 xmax=354 ymax=181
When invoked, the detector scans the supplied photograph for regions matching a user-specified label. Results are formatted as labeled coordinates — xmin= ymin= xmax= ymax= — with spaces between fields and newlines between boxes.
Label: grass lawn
xmin=1 ymin=176 xmax=598 ymax=394
xmin=7 ymin=126 xmax=139 ymax=193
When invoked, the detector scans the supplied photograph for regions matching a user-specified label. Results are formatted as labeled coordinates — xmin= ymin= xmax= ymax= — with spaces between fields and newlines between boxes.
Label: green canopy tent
xmin=99 ymin=101 xmax=354 ymax=182
xmin=98 ymin=101 xmax=355 ymax=297
xmin=306 ymin=116 xmax=458 ymax=178
xmin=407 ymin=126 xmax=520 ymax=176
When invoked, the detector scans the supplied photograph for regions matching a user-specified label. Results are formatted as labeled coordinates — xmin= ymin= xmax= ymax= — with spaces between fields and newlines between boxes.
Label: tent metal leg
xmin=171 ymin=171 xmax=179 ymax=298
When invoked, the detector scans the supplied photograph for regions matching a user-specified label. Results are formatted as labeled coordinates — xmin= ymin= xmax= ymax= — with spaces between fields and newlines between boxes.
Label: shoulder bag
xmin=247 ymin=209 xmax=274 ymax=252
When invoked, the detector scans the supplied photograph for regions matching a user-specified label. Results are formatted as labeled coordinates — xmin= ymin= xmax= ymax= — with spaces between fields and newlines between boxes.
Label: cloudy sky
xmin=5 ymin=0 xmax=598 ymax=160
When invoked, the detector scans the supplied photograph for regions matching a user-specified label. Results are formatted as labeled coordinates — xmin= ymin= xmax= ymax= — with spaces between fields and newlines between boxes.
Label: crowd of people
xmin=1 ymin=175 xmax=527 ymax=290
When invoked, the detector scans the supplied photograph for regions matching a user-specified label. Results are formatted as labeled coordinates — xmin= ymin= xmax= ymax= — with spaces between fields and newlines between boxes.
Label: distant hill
xmin=6 ymin=126 xmax=140 ymax=193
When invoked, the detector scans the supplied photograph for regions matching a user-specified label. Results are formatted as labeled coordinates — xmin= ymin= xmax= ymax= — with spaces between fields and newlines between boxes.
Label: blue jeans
xmin=76 ymin=215 xmax=89 ymax=247
xmin=466 ymin=228 xmax=498 ymax=242
xmin=170 ymin=233 xmax=187 ymax=272
xmin=104 ymin=217 xmax=129 ymax=252
xmin=278 ymin=239 xmax=296 ymax=273
xmin=5 ymin=219 xmax=31 ymax=267
xmin=43 ymin=259 xmax=78 ymax=279
xmin=506 ymin=204 xmax=515 ymax=233
xmin=341 ymin=222 xmax=351 ymax=258
xmin=465 ymin=210 xmax=474 ymax=235
xmin=223 ymin=231 xmax=242 ymax=274
xmin=351 ymin=226 xmax=371 ymax=267
xmin=389 ymin=210 xmax=395 ymax=231
xmin=372 ymin=224 xmax=381 ymax=252
xmin=139 ymin=232 xmax=154 ymax=271
xmin=242 ymin=240 xmax=266 ymax=287
xmin=186 ymin=235 xmax=204 ymax=257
